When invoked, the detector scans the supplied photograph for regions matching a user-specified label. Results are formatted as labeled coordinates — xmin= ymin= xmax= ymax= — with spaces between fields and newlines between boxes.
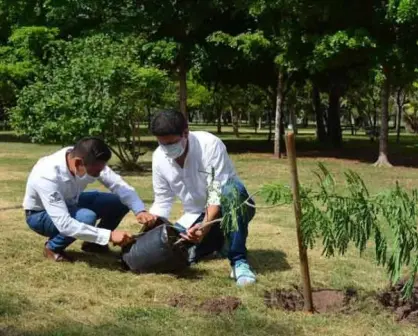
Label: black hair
xmin=150 ymin=109 xmax=188 ymax=136
xmin=71 ymin=136 xmax=112 ymax=165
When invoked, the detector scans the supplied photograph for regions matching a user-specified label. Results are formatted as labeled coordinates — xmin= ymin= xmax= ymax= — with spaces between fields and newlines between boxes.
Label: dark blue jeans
xmin=174 ymin=179 xmax=255 ymax=266
xmin=26 ymin=191 xmax=129 ymax=252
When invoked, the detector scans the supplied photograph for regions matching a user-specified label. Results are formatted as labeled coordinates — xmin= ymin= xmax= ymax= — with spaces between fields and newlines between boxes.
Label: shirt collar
xmin=58 ymin=147 xmax=75 ymax=182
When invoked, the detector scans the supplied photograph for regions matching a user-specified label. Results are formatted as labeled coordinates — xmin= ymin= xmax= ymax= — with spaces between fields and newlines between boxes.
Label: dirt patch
xmin=167 ymin=294 xmax=192 ymax=309
xmin=264 ymin=288 xmax=357 ymax=313
xmin=378 ymin=281 xmax=418 ymax=326
xmin=167 ymin=294 xmax=241 ymax=315
xmin=199 ymin=296 xmax=241 ymax=314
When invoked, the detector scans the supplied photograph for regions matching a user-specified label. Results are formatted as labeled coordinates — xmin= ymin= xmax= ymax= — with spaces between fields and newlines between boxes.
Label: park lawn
xmin=1 ymin=131 xmax=418 ymax=335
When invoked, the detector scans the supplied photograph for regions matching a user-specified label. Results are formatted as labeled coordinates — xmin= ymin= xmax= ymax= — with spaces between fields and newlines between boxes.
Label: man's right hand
xmin=110 ymin=230 xmax=133 ymax=247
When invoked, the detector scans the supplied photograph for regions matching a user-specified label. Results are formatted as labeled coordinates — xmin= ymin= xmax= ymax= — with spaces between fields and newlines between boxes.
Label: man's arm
xmin=36 ymin=177 xmax=111 ymax=245
xmin=99 ymin=166 xmax=146 ymax=214
xmin=149 ymin=164 xmax=175 ymax=220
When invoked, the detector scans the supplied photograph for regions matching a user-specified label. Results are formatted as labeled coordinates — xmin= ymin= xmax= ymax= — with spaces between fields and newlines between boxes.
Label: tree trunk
xmin=313 ymin=84 xmax=327 ymax=143
xmin=217 ymin=111 xmax=222 ymax=134
xmin=258 ymin=116 xmax=262 ymax=131
xmin=147 ymin=105 xmax=152 ymax=129
xmin=396 ymin=88 xmax=404 ymax=144
xmin=289 ymin=105 xmax=298 ymax=134
xmin=178 ymin=47 xmax=188 ymax=121
xmin=374 ymin=70 xmax=392 ymax=167
xmin=274 ymin=70 xmax=286 ymax=158
xmin=231 ymin=109 xmax=240 ymax=138
xmin=327 ymin=84 xmax=342 ymax=148
xmin=349 ymin=110 xmax=355 ymax=136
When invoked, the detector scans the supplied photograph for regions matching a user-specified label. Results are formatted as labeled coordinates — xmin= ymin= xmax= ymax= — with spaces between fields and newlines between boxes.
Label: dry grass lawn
xmin=1 ymin=131 xmax=418 ymax=335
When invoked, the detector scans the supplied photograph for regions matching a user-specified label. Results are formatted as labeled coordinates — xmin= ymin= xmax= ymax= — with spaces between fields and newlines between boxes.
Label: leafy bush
xmin=10 ymin=34 xmax=171 ymax=170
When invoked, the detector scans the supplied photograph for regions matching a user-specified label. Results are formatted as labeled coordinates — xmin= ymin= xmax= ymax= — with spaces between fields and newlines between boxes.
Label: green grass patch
xmin=0 ymin=130 xmax=418 ymax=335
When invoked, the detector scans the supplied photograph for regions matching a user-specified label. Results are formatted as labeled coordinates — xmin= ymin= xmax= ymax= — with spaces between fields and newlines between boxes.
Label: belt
xmin=25 ymin=209 xmax=42 ymax=217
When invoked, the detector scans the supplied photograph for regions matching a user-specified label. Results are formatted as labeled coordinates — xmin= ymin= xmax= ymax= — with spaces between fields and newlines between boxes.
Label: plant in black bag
xmin=120 ymin=218 xmax=190 ymax=274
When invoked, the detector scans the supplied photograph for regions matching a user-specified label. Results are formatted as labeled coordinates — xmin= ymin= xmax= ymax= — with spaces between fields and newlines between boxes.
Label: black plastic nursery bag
xmin=121 ymin=223 xmax=190 ymax=274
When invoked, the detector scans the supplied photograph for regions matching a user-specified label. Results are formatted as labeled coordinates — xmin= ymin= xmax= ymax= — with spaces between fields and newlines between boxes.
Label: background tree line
xmin=1 ymin=0 xmax=418 ymax=169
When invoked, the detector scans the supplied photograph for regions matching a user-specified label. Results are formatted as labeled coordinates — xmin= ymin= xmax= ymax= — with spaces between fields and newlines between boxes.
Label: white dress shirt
xmin=23 ymin=147 xmax=145 ymax=245
xmin=149 ymin=131 xmax=240 ymax=228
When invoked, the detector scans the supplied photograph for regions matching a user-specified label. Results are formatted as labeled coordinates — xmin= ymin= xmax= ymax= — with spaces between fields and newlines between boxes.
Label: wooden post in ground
xmin=285 ymin=125 xmax=314 ymax=313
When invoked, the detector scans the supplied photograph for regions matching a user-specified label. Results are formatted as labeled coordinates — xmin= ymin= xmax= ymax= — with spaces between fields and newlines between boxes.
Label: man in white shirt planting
xmin=23 ymin=137 xmax=157 ymax=262
xmin=148 ymin=110 xmax=256 ymax=286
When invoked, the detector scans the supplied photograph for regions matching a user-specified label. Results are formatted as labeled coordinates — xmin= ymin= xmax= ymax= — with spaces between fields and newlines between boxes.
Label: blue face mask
xmin=159 ymin=138 xmax=187 ymax=159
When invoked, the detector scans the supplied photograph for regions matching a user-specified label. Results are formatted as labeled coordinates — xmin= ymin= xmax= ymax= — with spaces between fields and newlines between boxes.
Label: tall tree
xmin=138 ymin=0 xmax=251 ymax=120
xmin=372 ymin=0 xmax=418 ymax=166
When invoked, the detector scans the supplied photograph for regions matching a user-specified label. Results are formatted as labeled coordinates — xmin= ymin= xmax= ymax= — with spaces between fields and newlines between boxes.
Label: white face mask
xmin=75 ymin=162 xmax=98 ymax=184
xmin=76 ymin=173 xmax=98 ymax=184
xmin=159 ymin=138 xmax=187 ymax=159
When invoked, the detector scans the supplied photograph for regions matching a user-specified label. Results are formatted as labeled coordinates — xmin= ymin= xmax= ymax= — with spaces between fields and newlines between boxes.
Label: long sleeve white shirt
xmin=23 ymin=147 xmax=145 ymax=245
xmin=149 ymin=131 xmax=240 ymax=227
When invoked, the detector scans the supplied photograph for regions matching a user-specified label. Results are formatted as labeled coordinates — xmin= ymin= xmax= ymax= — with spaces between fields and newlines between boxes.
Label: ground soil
xmin=167 ymin=294 xmax=241 ymax=315
xmin=264 ymin=287 xmax=357 ymax=313
xmin=378 ymin=281 xmax=418 ymax=326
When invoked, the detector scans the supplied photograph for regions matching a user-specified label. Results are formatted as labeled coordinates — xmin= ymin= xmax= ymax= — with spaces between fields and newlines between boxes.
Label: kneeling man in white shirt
xmin=148 ymin=110 xmax=256 ymax=286
xmin=23 ymin=137 xmax=157 ymax=262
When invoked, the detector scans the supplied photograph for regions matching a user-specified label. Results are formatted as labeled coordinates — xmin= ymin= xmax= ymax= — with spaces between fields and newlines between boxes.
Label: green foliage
xmin=219 ymin=179 xmax=246 ymax=233
xmin=8 ymin=26 xmax=59 ymax=61
xmin=0 ymin=26 xmax=58 ymax=112
xmin=259 ymin=162 xmax=418 ymax=298
xmin=10 ymin=34 xmax=171 ymax=169
xmin=308 ymin=29 xmax=375 ymax=71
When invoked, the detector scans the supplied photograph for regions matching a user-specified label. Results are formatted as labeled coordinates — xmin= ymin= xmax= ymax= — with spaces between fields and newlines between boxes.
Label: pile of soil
xmin=378 ymin=281 xmax=418 ymax=326
xmin=167 ymin=294 xmax=241 ymax=315
xmin=264 ymin=287 xmax=357 ymax=313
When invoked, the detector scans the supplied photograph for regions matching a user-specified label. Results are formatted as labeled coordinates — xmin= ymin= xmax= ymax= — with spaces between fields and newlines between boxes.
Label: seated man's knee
xmin=74 ymin=208 xmax=97 ymax=226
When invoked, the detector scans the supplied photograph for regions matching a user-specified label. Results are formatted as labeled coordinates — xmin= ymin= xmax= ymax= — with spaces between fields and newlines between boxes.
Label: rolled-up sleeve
xmin=99 ymin=166 xmax=145 ymax=214
xmin=149 ymin=162 xmax=175 ymax=219
xmin=36 ymin=177 xmax=111 ymax=245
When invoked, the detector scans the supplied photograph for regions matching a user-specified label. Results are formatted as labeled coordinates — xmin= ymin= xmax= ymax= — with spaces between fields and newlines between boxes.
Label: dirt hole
xmin=378 ymin=281 xmax=418 ymax=326
xmin=167 ymin=294 xmax=241 ymax=315
xmin=264 ymin=287 xmax=357 ymax=313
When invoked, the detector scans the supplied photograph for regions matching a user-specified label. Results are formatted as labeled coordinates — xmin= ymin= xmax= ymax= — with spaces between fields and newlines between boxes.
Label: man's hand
xmin=180 ymin=205 xmax=220 ymax=244
xmin=136 ymin=211 xmax=158 ymax=228
xmin=110 ymin=230 xmax=133 ymax=247
xmin=180 ymin=224 xmax=209 ymax=244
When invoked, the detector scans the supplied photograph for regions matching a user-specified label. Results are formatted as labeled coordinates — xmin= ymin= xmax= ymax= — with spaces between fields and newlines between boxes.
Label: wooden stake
xmin=285 ymin=125 xmax=314 ymax=313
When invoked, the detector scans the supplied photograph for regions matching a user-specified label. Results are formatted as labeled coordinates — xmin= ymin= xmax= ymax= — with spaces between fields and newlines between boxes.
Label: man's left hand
xmin=136 ymin=211 xmax=158 ymax=228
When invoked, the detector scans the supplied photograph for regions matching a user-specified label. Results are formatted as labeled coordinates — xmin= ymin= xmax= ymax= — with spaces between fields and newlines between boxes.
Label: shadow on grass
xmin=249 ymin=249 xmax=291 ymax=275
xmin=0 ymin=132 xmax=31 ymax=143
xmin=3 ymin=306 xmax=302 ymax=336
xmin=3 ymin=131 xmax=418 ymax=168
xmin=211 ymin=136 xmax=418 ymax=168
xmin=0 ymin=291 xmax=31 ymax=318
xmin=66 ymin=250 xmax=209 ymax=280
